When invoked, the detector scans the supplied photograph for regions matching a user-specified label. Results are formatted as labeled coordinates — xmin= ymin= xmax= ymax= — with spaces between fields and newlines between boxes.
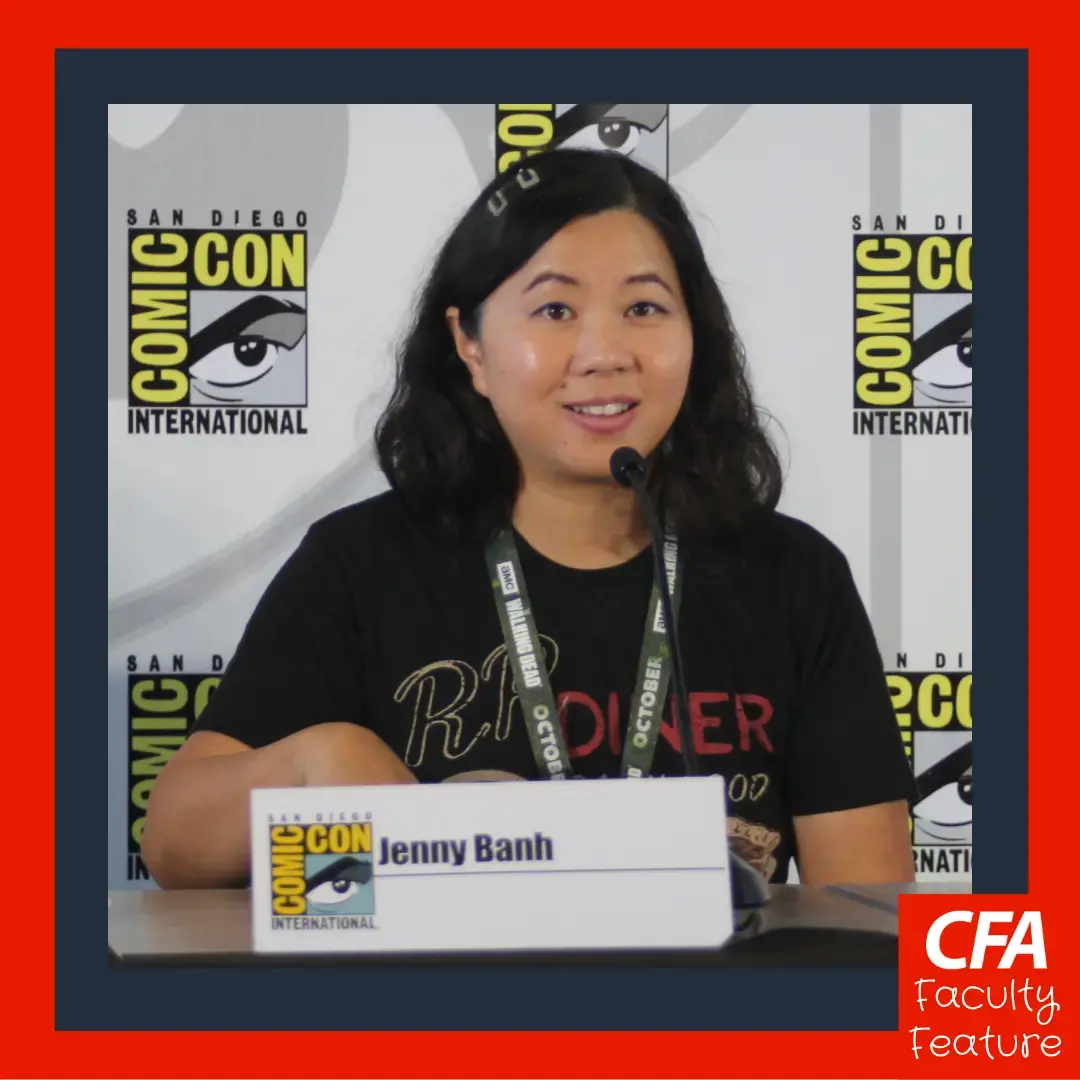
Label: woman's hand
xmin=143 ymin=723 xmax=416 ymax=888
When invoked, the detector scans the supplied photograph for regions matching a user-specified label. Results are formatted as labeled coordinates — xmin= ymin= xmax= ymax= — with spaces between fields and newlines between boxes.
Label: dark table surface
xmin=108 ymin=881 xmax=971 ymax=968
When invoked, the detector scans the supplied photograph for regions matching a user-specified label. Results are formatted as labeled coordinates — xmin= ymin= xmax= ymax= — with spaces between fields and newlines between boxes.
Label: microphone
xmin=610 ymin=446 xmax=698 ymax=777
xmin=611 ymin=446 xmax=770 ymax=913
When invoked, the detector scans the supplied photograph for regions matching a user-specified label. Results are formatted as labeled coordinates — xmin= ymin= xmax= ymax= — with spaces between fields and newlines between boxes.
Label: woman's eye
xmin=538 ymin=303 xmax=573 ymax=320
xmin=628 ymin=301 xmax=665 ymax=317
xmin=307 ymin=879 xmax=359 ymax=905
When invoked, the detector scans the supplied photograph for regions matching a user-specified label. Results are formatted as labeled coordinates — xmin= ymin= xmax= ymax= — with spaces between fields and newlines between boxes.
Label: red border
xmin=5 ymin=12 xmax=1058 ymax=1079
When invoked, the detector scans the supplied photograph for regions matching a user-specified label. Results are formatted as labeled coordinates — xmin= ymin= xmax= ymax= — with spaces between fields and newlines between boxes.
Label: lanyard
xmin=485 ymin=529 xmax=683 ymax=780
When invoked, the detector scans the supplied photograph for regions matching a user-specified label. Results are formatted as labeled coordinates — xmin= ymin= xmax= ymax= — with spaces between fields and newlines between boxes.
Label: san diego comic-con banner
xmin=851 ymin=225 xmax=972 ymax=434
xmin=126 ymin=220 xmax=309 ymax=434
xmin=108 ymin=104 xmax=971 ymax=889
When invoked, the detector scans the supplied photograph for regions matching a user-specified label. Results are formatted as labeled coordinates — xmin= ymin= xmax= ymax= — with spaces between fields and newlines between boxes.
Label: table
xmin=108 ymin=882 xmax=971 ymax=968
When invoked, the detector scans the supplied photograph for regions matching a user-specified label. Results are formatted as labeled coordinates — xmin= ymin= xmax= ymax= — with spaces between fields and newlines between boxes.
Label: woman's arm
xmin=142 ymin=723 xmax=417 ymax=890
xmin=140 ymin=518 xmax=413 ymax=889
xmin=793 ymin=799 xmax=914 ymax=885
xmin=781 ymin=527 xmax=921 ymax=882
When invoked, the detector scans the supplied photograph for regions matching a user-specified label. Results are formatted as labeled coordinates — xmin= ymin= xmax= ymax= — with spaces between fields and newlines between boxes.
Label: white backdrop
xmin=107 ymin=104 xmax=972 ymax=889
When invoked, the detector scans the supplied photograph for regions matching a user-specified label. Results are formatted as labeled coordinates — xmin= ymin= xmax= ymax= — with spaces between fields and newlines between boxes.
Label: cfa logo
xmin=926 ymin=910 xmax=1047 ymax=970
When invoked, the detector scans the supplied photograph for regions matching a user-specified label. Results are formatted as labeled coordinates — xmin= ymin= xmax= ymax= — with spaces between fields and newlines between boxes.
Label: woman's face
xmin=449 ymin=209 xmax=694 ymax=485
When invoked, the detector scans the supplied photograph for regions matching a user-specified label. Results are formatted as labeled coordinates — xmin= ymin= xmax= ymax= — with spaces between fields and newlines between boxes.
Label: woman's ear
xmin=446 ymin=307 xmax=488 ymax=397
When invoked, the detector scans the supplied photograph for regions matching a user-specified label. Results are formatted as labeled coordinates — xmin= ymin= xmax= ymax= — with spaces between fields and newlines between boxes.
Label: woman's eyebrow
xmin=625 ymin=272 xmax=674 ymax=296
xmin=522 ymin=271 xmax=674 ymax=296
xmin=522 ymin=271 xmax=579 ymax=293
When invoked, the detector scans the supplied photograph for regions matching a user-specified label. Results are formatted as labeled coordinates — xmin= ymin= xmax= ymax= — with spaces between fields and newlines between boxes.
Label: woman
xmin=143 ymin=148 xmax=917 ymax=891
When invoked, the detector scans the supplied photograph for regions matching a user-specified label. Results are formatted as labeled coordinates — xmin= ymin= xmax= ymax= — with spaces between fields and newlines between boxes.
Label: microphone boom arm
xmin=610 ymin=446 xmax=769 ymax=911
xmin=618 ymin=459 xmax=698 ymax=778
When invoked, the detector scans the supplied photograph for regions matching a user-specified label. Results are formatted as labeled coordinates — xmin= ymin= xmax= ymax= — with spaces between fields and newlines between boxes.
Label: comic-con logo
xmin=888 ymin=667 xmax=972 ymax=877
xmin=126 ymin=212 xmax=309 ymax=436
xmin=495 ymin=104 xmax=669 ymax=177
xmin=269 ymin=819 xmax=376 ymax=929
xmin=851 ymin=219 xmax=972 ymax=436
xmin=126 ymin=660 xmax=222 ymax=881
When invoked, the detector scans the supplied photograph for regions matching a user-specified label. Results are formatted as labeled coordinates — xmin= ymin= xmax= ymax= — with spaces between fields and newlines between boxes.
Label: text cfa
xmin=926 ymin=911 xmax=1047 ymax=970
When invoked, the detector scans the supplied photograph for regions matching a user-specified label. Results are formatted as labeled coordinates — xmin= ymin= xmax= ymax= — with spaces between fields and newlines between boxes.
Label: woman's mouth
xmin=562 ymin=399 xmax=640 ymax=434
xmin=566 ymin=402 xmax=635 ymax=416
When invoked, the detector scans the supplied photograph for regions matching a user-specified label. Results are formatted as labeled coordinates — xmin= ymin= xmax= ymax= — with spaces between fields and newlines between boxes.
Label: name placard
xmin=250 ymin=776 xmax=733 ymax=953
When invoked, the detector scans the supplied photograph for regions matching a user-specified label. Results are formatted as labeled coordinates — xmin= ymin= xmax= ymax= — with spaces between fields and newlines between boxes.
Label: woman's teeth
xmin=568 ymin=403 xmax=634 ymax=416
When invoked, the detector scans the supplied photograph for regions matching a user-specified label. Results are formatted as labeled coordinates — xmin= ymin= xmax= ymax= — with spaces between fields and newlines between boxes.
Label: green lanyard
xmin=485 ymin=529 xmax=684 ymax=780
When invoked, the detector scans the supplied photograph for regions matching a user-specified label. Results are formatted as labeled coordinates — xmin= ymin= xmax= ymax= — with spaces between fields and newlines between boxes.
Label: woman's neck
xmin=511 ymin=473 xmax=651 ymax=569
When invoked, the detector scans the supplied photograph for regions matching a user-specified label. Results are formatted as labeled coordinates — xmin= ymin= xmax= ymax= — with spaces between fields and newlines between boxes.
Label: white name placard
xmin=250 ymin=776 xmax=733 ymax=954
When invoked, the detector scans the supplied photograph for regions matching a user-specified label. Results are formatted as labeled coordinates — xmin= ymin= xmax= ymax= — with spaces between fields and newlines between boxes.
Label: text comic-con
xmin=109 ymin=104 xmax=971 ymax=888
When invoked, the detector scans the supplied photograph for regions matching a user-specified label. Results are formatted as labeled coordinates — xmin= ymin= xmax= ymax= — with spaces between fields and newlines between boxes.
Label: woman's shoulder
xmin=306 ymin=488 xmax=409 ymax=539
xmin=729 ymin=508 xmax=852 ymax=575
xmin=303 ymin=489 xmax=463 ymax=561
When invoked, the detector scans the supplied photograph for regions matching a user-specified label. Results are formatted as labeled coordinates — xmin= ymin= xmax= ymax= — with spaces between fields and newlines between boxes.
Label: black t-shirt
xmin=194 ymin=490 xmax=917 ymax=883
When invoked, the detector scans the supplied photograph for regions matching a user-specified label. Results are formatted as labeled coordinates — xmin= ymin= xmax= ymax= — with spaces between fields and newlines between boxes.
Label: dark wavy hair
xmin=375 ymin=148 xmax=782 ymax=547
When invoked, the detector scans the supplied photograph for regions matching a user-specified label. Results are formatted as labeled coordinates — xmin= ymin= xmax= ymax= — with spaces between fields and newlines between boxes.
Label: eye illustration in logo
xmin=551 ymin=104 xmax=669 ymax=174
xmin=912 ymin=738 xmax=972 ymax=845
xmin=186 ymin=295 xmax=307 ymax=405
xmin=303 ymin=854 xmax=375 ymax=916
xmin=910 ymin=301 xmax=972 ymax=408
